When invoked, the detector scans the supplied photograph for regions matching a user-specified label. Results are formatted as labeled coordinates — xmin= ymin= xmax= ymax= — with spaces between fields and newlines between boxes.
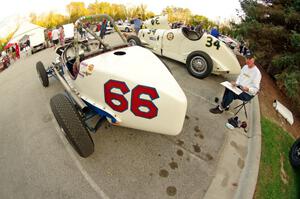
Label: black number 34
xmin=206 ymin=36 xmax=220 ymax=50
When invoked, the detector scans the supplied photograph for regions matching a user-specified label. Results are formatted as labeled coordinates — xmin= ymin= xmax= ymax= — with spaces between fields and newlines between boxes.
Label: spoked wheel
xmin=186 ymin=51 xmax=213 ymax=79
xmin=50 ymin=93 xmax=94 ymax=158
xmin=127 ymin=35 xmax=141 ymax=46
xmin=36 ymin=61 xmax=49 ymax=87
xmin=289 ymin=138 xmax=300 ymax=170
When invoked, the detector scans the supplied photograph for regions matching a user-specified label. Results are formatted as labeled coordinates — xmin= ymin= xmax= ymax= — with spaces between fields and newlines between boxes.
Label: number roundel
xmin=104 ymin=80 xmax=159 ymax=119
xmin=131 ymin=85 xmax=159 ymax=119
xmin=104 ymin=80 xmax=129 ymax=112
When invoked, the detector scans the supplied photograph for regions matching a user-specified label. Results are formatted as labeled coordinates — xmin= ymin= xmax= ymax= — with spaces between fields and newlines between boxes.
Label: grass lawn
xmin=254 ymin=117 xmax=300 ymax=199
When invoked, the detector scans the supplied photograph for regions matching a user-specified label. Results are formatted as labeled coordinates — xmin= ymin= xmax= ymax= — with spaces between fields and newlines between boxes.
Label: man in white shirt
xmin=210 ymin=54 xmax=262 ymax=114
xmin=52 ymin=28 xmax=60 ymax=46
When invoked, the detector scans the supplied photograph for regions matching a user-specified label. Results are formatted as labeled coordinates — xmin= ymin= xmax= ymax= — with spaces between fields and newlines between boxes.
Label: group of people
xmin=239 ymin=40 xmax=251 ymax=56
xmin=1 ymin=43 xmax=21 ymax=62
xmin=78 ymin=19 xmax=108 ymax=40
xmin=47 ymin=26 xmax=65 ymax=47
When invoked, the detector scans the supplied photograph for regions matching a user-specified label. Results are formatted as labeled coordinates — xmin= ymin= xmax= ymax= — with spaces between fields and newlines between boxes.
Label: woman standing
xmin=59 ymin=26 xmax=65 ymax=46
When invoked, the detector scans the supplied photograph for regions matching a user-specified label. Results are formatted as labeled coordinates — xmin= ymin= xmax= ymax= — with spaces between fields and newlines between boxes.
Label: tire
xmin=50 ymin=94 xmax=94 ymax=158
xmin=125 ymin=27 xmax=130 ymax=32
xmin=127 ymin=35 xmax=142 ymax=46
xmin=36 ymin=61 xmax=49 ymax=87
xmin=289 ymin=138 xmax=300 ymax=170
xmin=186 ymin=51 xmax=213 ymax=79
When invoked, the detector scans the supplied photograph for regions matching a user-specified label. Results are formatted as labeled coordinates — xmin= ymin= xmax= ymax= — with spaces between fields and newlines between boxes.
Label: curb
xmin=234 ymin=96 xmax=261 ymax=199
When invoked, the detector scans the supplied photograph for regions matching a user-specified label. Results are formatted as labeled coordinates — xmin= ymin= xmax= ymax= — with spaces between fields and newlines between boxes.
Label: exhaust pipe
xmin=53 ymin=67 xmax=88 ymax=112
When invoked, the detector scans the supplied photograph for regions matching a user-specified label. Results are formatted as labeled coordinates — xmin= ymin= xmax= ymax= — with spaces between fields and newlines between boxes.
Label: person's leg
xmin=210 ymin=88 xmax=238 ymax=114
xmin=238 ymin=92 xmax=253 ymax=102
xmin=135 ymin=28 xmax=139 ymax=35
xmin=221 ymin=88 xmax=239 ymax=109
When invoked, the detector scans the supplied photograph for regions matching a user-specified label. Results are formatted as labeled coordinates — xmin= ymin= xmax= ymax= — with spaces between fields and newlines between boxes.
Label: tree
xmin=235 ymin=0 xmax=300 ymax=113
xmin=29 ymin=12 xmax=68 ymax=29
xmin=88 ymin=1 xmax=111 ymax=15
xmin=190 ymin=15 xmax=217 ymax=30
xmin=0 ymin=30 xmax=17 ymax=51
xmin=162 ymin=6 xmax=192 ymax=24
xmin=126 ymin=4 xmax=153 ymax=20
xmin=110 ymin=4 xmax=127 ymax=20
xmin=66 ymin=2 xmax=88 ymax=22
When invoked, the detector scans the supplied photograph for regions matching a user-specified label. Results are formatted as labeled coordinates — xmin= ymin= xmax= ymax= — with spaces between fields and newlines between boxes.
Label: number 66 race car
xmin=127 ymin=16 xmax=241 ymax=79
xmin=36 ymin=15 xmax=187 ymax=158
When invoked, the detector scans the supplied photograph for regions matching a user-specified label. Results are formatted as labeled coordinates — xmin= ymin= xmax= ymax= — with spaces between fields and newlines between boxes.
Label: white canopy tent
xmin=8 ymin=22 xmax=46 ymax=45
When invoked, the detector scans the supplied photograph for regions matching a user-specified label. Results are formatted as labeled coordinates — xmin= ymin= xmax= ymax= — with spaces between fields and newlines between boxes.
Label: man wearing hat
xmin=210 ymin=54 xmax=262 ymax=114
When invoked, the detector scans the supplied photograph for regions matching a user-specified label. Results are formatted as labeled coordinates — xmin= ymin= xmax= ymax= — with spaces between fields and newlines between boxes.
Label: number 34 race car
xmin=36 ymin=15 xmax=187 ymax=158
xmin=127 ymin=16 xmax=241 ymax=79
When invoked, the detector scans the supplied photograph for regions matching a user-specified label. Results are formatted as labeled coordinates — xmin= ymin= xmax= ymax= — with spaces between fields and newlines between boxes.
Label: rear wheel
xmin=127 ymin=35 xmax=142 ymax=46
xmin=36 ymin=61 xmax=49 ymax=87
xmin=289 ymin=138 xmax=300 ymax=170
xmin=186 ymin=51 xmax=213 ymax=79
xmin=50 ymin=94 xmax=94 ymax=158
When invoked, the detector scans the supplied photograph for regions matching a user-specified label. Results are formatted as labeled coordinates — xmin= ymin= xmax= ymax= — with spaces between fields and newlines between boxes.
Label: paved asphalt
xmin=0 ymin=34 xmax=237 ymax=199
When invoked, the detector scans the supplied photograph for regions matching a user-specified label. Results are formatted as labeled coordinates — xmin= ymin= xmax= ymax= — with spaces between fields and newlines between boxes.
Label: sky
xmin=0 ymin=0 xmax=241 ymax=37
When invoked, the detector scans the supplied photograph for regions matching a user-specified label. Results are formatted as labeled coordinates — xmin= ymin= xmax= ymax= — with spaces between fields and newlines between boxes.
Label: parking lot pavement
xmin=0 ymin=41 xmax=250 ymax=199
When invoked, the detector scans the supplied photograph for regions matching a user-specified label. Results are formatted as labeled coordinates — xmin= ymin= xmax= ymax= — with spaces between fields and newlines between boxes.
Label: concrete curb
xmin=234 ymin=96 xmax=261 ymax=199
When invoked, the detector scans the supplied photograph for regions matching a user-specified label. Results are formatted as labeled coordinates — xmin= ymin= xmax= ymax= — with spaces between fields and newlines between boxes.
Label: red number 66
xmin=104 ymin=80 xmax=159 ymax=119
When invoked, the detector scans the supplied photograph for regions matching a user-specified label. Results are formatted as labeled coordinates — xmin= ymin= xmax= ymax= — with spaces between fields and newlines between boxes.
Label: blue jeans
xmin=221 ymin=88 xmax=253 ymax=108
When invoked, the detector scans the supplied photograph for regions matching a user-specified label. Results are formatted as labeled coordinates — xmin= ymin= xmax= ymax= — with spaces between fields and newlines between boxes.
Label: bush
xmin=291 ymin=32 xmax=300 ymax=50
xmin=275 ymin=70 xmax=300 ymax=116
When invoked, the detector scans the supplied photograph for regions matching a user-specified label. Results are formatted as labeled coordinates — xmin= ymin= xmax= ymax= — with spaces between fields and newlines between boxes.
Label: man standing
xmin=210 ymin=26 xmax=220 ymax=38
xmin=52 ymin=27 xmax=60 ymax=47
xmin=133 ymin=17 xmax=142 ymax=35
xmin=100 ymin=19 xmax=107 ymax=39
xmin=59 ymin=26 xmax=65 ymax=46
xmin=209 ymin=54 xmax=261 ymax=114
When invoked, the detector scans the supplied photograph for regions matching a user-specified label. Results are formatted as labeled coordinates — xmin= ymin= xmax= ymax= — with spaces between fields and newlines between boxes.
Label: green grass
xmin=254 ymin=117 xmax=300 ymax=199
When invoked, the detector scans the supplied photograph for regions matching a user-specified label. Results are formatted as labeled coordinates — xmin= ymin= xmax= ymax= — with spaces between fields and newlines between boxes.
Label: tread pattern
xmin=289 ymin=138 xmax=300 ymax=170
xmin=50 ymin=94 xmax=94 ymax=158
xmin=36 ymin=61 xmax=49 ymax=87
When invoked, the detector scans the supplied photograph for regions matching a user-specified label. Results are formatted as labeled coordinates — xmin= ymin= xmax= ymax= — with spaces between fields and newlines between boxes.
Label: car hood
xmin=72 ymin=46 xmax=187 ymax=135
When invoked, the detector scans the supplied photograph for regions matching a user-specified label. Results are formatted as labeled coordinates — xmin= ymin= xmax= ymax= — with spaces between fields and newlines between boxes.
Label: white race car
xmin=218 ymin=35 xmax=239 ymax=51
xmin=36 ymin=15 xmax=187 ymax=157
xmin=127 ymin=16 xmax=241 ymax=79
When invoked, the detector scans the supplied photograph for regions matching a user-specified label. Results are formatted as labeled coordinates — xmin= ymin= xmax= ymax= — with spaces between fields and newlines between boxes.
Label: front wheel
xmin=289 ymin=138 xmax=300 ymax=170
xmin=186 ymin=51 xmax=213 ymax=79
xmin=127 ymin=35 xmax=142 ymax=46
xmin=50 ymin=94 xmax=94 ymax=158
xmin=36 ymin=61 xmax=49 ymax=87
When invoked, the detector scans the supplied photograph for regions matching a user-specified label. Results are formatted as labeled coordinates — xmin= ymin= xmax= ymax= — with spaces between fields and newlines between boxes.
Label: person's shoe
xmin=209 ymin=105 xmax=223 ymax=114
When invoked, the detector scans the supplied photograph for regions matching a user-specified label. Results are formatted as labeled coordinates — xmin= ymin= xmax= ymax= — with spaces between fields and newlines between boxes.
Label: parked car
xmin=63 ymin=23 xmax=75 ymax=43
xmin=30 ymin=28 xmax=46 ymax=54
xmin=127 ymin=16 xmax=241 ymax=79
xmin=116 ymin=22 xmax=133 ymax=32
xmin=218 ymin=35 xmax=239 ymax=51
